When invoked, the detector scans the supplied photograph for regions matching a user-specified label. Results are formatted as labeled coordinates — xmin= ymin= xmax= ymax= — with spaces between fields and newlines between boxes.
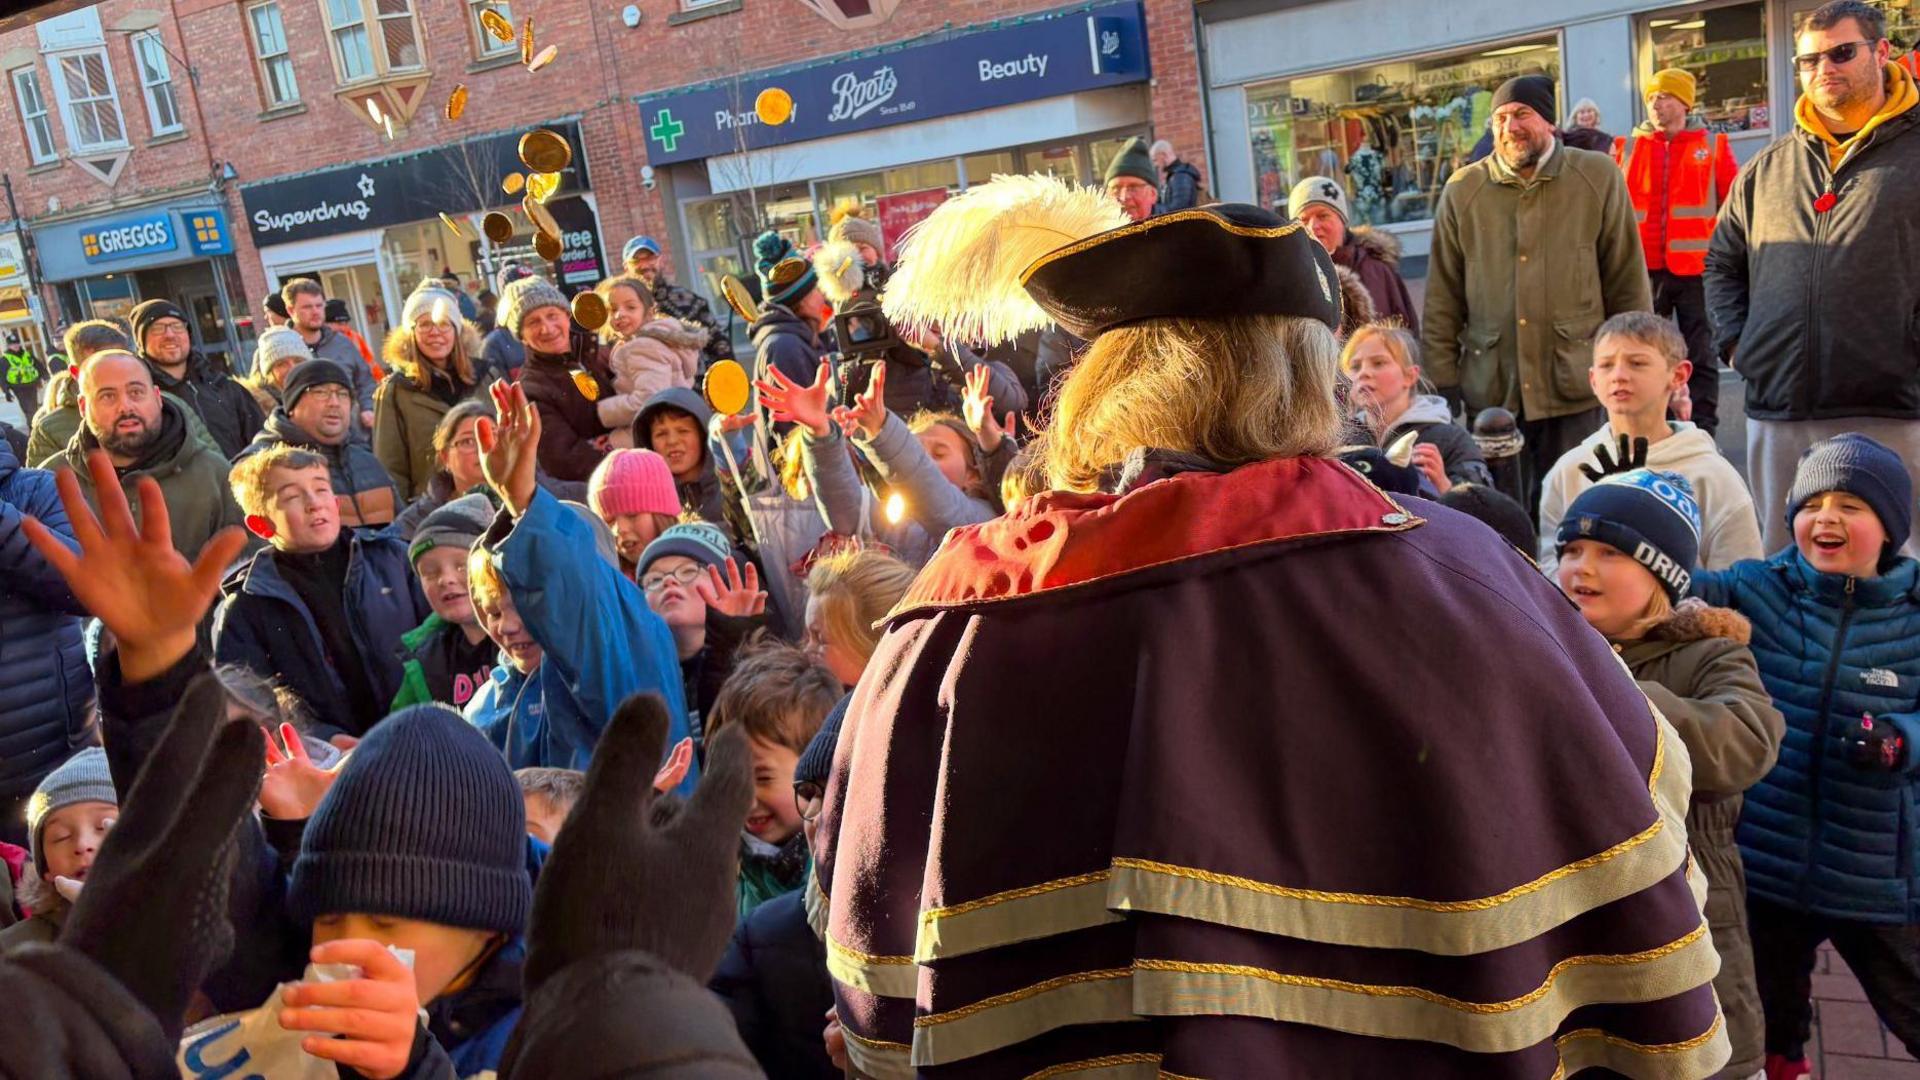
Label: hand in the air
xmin=756 ymin=361 xmax=833 ymax=438
xmin=695 ymin=557 xmax=767 ymax=618
xmin=961 ymin=365 xmax=1015 ymax=455
xmin=478 ymin=380 xmax=543 ymax=516
xmin=260 ymin=722 xmax=343 ymax=821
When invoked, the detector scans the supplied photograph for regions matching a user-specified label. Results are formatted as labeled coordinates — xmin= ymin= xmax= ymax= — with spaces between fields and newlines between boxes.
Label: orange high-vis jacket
xmin=1898 ymin=51 xmax=1920 ymax=79
xmin=1611 ymin=124 xmax=1737 ymax=277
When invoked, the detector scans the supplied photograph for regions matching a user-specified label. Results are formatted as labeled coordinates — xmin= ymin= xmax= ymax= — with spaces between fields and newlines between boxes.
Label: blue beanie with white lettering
xmin=1557 ymin=469 xmax=1702 ymax=602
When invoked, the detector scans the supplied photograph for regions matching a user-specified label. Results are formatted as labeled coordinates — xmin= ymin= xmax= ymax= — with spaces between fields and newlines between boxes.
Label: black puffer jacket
xmin=0 ymin=438 xmax=91 ymax=807
xmin=143 ymin=349 xmax=264 ymax=460
xmin=710 ymin=889 xmax=836 ymax=1079
xmin=1705 ymin=78 xmax=1920 ymax=420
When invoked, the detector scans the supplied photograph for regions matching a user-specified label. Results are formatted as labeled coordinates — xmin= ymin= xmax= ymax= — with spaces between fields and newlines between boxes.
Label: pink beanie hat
xmin=589 ymin=449 xmax=681 ymax=519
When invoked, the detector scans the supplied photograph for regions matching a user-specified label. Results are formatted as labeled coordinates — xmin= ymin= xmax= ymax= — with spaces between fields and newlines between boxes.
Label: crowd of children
xmin=4 ymin=211 xmax=1920 ymax=1079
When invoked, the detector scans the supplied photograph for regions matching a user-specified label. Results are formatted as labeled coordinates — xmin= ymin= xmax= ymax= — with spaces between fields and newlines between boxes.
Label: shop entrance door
xmin=319 ymin=265 xmax=389 ymax=355
xmin=178 ymin=281 xmax=235 ymax=374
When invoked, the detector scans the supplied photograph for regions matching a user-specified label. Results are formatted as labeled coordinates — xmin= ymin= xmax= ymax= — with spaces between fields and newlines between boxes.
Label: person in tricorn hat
xmin=813 ymin=174 xmax=1730 ymax=1076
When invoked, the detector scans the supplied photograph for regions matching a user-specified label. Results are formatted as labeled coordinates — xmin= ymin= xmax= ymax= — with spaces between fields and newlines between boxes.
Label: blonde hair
xmin=707 ymin=639 xmax=843 ymax=754
xmin=806 ymin=547 xmax=916 ymax=668
xmin=1339 ymin=322 xmax=1421 ymax=376
xmin=594 ymin=276 xmax=656 ymax=341
xmin=1615 ymin=580 xmax=1676 ymax=642
xmin=383 ymin=318 xmax=480 ymax=388
xmin=467 ymin=543 xmax=509 ymax=610
xmin=229 ymin=445 xmax=329 ymax=517
xmin=1036 ymin=315 xmax=1344 ymax=492
xmin=1594 ymin=310 xmax=1689 ymax=370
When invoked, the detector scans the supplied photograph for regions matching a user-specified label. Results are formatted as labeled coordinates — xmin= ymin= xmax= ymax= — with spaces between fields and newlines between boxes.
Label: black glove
xmin=60 ymin=674 xmax=265 ymax=1042
xmin=519 ymin=692 xmax=754 ymax=994
xmin=1578 ymin=433 xmax=1651 ymax=483
xmin=1845 ymin=714 xmax=1908 ymax=772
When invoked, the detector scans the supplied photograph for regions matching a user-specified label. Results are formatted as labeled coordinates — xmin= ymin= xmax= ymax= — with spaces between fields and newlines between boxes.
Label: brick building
xmin=0 ymin=0 xmax=1202 ymax=369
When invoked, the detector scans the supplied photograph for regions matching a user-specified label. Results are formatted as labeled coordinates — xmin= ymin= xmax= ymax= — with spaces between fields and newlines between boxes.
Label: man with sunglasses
xmin=1706 ymin=0 xmax=1920 ymax=560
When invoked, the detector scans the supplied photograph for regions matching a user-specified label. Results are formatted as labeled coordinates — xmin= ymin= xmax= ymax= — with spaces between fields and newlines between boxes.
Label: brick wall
xmin=2 ymin=0 xmax=1203 ymax=324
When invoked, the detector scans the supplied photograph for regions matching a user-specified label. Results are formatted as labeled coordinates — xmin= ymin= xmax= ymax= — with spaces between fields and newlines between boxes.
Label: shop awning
xmin=0 ymin=285 xmax=31 ymax=324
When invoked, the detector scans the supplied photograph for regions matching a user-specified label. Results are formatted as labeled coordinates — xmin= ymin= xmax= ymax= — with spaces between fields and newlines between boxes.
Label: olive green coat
xmin=56 ymin=398 xmax=247 ymax=563
xmin=1423 ymin=140 xmax=1652 ymax=420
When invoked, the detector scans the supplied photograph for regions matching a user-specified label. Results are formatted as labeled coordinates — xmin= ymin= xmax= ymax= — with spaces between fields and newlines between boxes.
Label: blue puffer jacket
xmin=1694 ymin=549 xmax=1920 ymax=922
xmin=0 ymin=439 xmax=91 ymax=803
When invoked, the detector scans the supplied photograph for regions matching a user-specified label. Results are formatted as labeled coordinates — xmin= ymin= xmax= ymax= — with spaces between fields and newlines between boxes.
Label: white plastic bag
xmin=176 ymin=949 xmax=415 ymax=1079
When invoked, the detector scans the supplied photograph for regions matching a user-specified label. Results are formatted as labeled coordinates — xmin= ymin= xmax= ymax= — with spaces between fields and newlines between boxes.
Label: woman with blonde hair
xmin=812 ymin=175 xmax=1731 ymax=1077
xmin=803 ymin=546 xmax=915 ymax=688
xmin=373 ymin=285 xmax=484 ymax=500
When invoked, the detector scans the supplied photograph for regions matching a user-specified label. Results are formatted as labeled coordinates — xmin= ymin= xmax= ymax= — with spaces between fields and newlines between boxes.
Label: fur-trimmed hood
xmin=1334 ymin=264 xmax=1376 ymax=335
xmin=1640 ymin=597 xmax=1752 ymax=646
xmin=1345 ymin=226 xmax=1402 ymax=270
xmin=635 ymin=317 xmax=713 ymax=352
xmin=382 ymin=320 xmax=485 ymax=388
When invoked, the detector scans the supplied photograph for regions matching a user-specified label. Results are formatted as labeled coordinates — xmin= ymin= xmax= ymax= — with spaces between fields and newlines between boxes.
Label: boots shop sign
xmin=240 ymin=122 xmax=589 ymax=245
xmin=636 ymin=0 xmax=1146 ymax=165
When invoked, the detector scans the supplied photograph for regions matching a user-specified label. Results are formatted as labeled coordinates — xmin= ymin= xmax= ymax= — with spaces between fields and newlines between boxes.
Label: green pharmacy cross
xmin=650 ymin=110 xmax=685 ymax=153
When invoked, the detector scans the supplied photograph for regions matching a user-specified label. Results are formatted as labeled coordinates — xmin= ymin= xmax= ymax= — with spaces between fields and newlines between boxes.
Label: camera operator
xmin=748 ymin=233 xmax=833 ymax=432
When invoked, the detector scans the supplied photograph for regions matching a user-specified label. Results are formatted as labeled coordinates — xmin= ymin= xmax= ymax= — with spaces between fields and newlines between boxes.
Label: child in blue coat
xmin=1692 ymin=434 xmax=1920 ymax=1076
xmin=461 ymin=382 xmax=696 ymax=792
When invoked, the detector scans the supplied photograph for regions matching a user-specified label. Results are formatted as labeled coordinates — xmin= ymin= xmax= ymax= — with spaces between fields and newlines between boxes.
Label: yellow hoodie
xmin=1797 ymin=60 xmax=1920 ymax=171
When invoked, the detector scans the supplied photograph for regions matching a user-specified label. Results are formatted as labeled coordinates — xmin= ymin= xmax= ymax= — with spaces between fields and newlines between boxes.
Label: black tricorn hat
xmin=1019 ymin=205 xmax=1343 ymax=340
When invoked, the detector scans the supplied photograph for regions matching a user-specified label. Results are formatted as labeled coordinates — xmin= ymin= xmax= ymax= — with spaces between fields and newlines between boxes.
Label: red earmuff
xmin=244 ymin=514 xmax=277 ymax=540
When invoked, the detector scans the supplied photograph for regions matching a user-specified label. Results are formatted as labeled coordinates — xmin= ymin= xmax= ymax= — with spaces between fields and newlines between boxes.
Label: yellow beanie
xmin=1648 ymin=68 xmax=1697 ymax=110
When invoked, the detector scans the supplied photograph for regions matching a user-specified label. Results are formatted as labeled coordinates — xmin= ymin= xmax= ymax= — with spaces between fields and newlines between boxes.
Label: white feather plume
xmin=882 ymin=174 xmax=1129 ymax=345
xmin=812 ymin=240 xmax=866 ymax=305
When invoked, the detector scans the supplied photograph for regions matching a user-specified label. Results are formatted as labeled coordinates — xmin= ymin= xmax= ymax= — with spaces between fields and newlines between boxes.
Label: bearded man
xmin=814 ymin=175 xmax=1728 ymax=1077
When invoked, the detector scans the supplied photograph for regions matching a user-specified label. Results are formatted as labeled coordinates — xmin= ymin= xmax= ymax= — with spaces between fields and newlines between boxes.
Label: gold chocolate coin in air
xmin=446 ymin=84 xmax=468 ymax=122
xmin=482 ymin=212 xmax=515 ymax=244
xmin=571 ymin=290 xmax=608 ymax=331
xmin=518 ymin=129 xmax=572 ymax=173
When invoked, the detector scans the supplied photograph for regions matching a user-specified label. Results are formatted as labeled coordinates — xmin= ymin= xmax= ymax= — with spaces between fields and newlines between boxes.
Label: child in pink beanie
xmin=588 ymin=448 xmax=684 ymax=578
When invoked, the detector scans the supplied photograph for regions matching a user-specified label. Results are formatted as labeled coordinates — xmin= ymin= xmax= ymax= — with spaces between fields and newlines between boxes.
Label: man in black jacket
xmin=129 ymin=298 xmax=263 ymax=460
xmin=1705 ymin=0 xmax=1920 ymax=556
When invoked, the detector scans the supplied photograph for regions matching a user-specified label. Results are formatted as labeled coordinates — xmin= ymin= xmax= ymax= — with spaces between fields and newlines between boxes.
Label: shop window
xmin=883 ymin=160 xmax=960 ymax=193
xmin=1789 ymin=0 xmax=1920 ymax=46
xmin=50 ymin=48 xmax=127 ymax=152
xmin=323 ymin=0 xmax=422 ymax=85
xmin=10 ymin=67 xmax=57 ymax=164
xmin=1245 ymin=37 xmax=1559 ymax=226
xmin=248 ymin=3 xmax=300 ymax=108
xmin=1088 ymin=136 xmax=1140 ymax=183
xmin=469 ymin=0 xmax=515 ymax=59
xmin=1645 ymin=2 xmax=1771 ymax=134
xmin=1022 ymin=144 xmax=1083 ymax=184
xmin=961 ymin=151 xmax=1016 ymax=186
xmin=132 ymin=31 xmax=183 ymax=136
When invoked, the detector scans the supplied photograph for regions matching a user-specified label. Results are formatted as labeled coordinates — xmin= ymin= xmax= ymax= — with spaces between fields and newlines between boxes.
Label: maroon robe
xmin=816 ymin=455 xmax=1727 ymax=1078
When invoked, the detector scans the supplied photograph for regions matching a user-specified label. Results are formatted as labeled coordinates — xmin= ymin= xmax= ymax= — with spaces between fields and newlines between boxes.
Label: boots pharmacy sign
xmin=637 ymin=0 xmax=1146 ymax=165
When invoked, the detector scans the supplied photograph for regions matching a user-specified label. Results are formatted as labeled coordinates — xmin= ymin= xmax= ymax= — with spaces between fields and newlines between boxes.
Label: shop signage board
xmin=636 ymin=1 xmax=1147 ymax=165
xmin=544 ymin=197 xmax=607 ymax=295
xmin=876 ymin=187 xmax=949 ymax=262
xmin=81 ymin=213 xmax=178 ymax=263
xmin=240 ymin=122 xmax=589 ymax=246
xmin=0 ymin=235 xmax=26 ymax=286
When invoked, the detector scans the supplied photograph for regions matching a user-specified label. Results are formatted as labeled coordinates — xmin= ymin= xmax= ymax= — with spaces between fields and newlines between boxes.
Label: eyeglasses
xmin=1794 ymin=39 xmax=1875 ymax=71
xmin=303 ymin=386 xmax=353 ymax=403
xmin=793 ymin=781 xmax=824 ymax=822
xmin=640 ymin=564 xmax=703 ymax=593
xmin=150 ymin=320 xmax=190 ymax=336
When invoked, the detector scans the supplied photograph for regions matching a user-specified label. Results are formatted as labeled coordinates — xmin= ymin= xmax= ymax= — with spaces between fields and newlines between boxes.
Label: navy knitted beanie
xmin=1787 ymin=434 xmax=1913 ymax=559
xmin=794 ymin=694 xmax=850 ymax=788
xmin=1557 ymin=469 xmax=1702 ymax=602
xmin=289 ymin=705 xmax=530 ymax=934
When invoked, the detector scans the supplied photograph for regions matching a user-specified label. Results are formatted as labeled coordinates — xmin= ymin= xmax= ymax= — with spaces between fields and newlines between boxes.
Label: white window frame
xmin=468 ymin=0 xmax=514 ymax=59
xmin=48 ymin=47 xmax=128 ymax=153
xmin=321 ymin=0 xmax=423 ymax=85
xmin=681 ymin=0 xmax=732 ymax=9
xmin=10 ymin=66 xmax=57 ymax=163
xmin=131 ymin=31 xmax=183 ymax=136
xmin=247 ymin=2 xmax=300 ymax=108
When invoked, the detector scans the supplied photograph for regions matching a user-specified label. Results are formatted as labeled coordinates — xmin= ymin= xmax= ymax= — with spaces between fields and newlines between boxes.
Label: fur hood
xmin=1335 ymin=264 xmax=1376 ymax=335
xmin=635 ymin=317 xmax=712 ymax=352
xmin=1641 ymin=597 xmax=1752 ymax=646
xmin=1346 ymin=226 xmax=1402 ymax=270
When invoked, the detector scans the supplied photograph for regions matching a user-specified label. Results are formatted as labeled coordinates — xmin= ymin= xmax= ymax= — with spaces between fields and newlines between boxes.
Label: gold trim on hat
xmin=1019 ymin=211 xmax=1306 ymax=285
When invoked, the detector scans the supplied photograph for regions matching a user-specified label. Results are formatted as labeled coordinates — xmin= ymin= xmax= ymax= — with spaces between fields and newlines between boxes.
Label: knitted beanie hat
xmin=495 ymin=261 xmax=536 ymax=297
xmin=1787 ymin=433 xmax=1913 ymax=559
xmin=794 ymin=694 xmax=849 ymax=788
xmin=129 ymin=299 xmax=189 ymax=353
xmin=26 ymin=747 xmax=115 ymax=874
xmin=402 ymin=285 xmax=465 ymax=330
xmin=500 ymin=276 xmax=570 ymax=338
xmin=253 ymin=327 xmax=311 ymax=375
xmin=589 ymin=449 xmax=682 ymax=520
xmin=828 ymin=211 xmax=882 ymax=253
xmin=1103 ymin=136 xmax=1157 ymax=186
xmin=638 ymin=520 xmax=731 ymax=576
xmin=263 ymin=292 xmax=289 ymax=320
xmin=754 ymin=232 xmax=819 ymax=307
xmin=1287 ymin=176 xmax=1350 ymax=224
xmin=1492 ymin=74 xmax=1558 ymax=124
xmin=1557 ymin=469 xmax=1703 ymax=602
xmin=282 ymin=358 xmax=353 ymax=411
xmin=1647 ymin=68 xmax=1697 ymax=110
xmin=289 ymin=705 xmax=530 ymax=934
xmin=409 ymin=493 xmax=495 ymax=565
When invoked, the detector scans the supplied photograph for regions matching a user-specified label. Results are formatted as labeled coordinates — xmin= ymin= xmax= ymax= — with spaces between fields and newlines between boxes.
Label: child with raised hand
xmin=462 ymin=380 xmax=694 ymax=783
xmin=761 ymin=360 xmax=996 ymax=568
xmin=1690 ymin=434 xmax=1920 ymax=1076
xmin=1340 ymin=322 xmax=1490 ymax=494
xmin=1537 ymin=310 xmax=1762 ymax=574
xmin=1553 ymin=469 xmax=1784 ymax=1078
xmin=637 ymin=521 xmax=769 ymax=737
xmin=593 ymin=275 xmax=706 ymax=446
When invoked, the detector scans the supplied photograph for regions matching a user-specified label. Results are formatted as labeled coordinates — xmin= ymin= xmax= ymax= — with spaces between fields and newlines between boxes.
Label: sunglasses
xmin=1794 ymin=39 xmax=1875 ymax=72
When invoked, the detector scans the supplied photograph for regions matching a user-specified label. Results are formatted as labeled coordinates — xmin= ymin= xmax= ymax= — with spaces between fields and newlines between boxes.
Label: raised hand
xmin=843 ymin=361 xmax=889 ymax=441
xmin=278 ymin=938 xmax=422 ymax=1079
xmin=694 ymin=557 xmax=767 ymax=618
xmin=1577 ymin=433 xmax=1650 ymax=484
xmin=652 ymin=737 xmax=695 ymax=794
xmin=961 ymin=364 xmax=1014 ymax=455
xmin=755 ymin=361 xmax=833 ymax=438
xmin=22 ymin=450 xmax=247 ymax=682
xmin=479 ymin=380 xmax=543 ymax=516
xmin=260 ymin=722 xmax=343 ymax=821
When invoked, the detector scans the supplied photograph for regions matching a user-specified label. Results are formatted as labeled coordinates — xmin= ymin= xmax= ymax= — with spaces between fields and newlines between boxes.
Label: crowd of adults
xmin=1 ymin=1 xmax=1918 ymax=1076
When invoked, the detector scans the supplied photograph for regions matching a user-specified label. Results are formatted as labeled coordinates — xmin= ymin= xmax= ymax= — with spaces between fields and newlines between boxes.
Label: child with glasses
xmin=638 ymin=521 xmax=770 ymax=747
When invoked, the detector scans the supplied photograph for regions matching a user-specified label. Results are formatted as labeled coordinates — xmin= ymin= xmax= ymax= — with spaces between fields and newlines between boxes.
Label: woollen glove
xmin=1579 ymin=434 xmax=1651 ymax=483
xmin=1844 ymin=714 xmax=1908 ymax=772
xmin=520 ymin=692 xmax=754 ymax=993
xmin=59 ymin=674 xmax=266 ymax=1042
